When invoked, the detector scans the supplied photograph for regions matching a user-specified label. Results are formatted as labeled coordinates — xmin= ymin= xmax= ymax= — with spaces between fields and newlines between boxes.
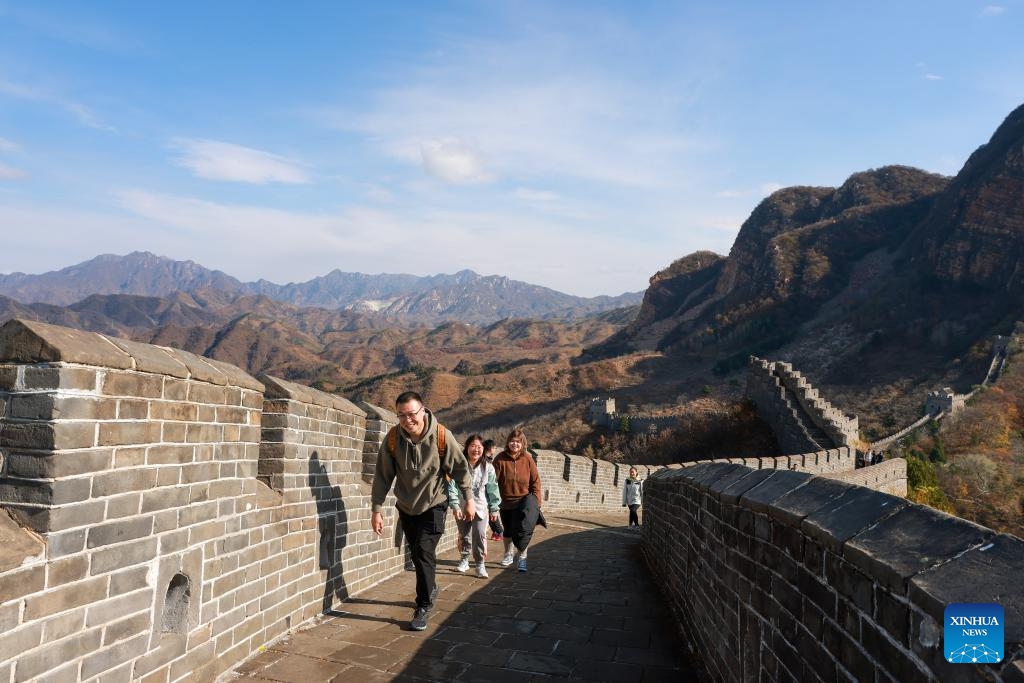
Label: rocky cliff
xmin=592 ymin=104 xmax=1024 ymax=390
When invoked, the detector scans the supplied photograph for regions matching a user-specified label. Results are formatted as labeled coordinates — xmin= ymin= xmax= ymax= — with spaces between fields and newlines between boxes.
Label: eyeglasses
xmin=396 ymin=405 xmax=424 ymax=421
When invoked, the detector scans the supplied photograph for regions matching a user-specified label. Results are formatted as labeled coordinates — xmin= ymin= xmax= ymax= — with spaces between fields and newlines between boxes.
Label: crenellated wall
xmin=534 ymin=450 xmax=654 ymax=512
xmin=642 ymin=462 xmax=1023 ymax=683
xmin=0 ymin=319 xmax=457 ymax=683
xmin=747 ymin=357 xmax=860 ymax=454
xmin=675 ymin=447 xmax=906 ymax=497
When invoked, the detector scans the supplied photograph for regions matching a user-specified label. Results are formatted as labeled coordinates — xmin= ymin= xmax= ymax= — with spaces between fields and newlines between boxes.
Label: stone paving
xmin=223 ymin=513 xmax=705 ymax=682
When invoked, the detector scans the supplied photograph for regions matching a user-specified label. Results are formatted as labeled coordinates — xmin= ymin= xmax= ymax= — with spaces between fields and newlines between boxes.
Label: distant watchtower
xmin=587 ymin=397 xmax=616 ymax=427
xmin=925 ymin=387 xmax=965 ymax=416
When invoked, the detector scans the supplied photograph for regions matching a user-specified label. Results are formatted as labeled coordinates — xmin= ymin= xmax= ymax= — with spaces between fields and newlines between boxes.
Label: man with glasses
xmin=371 ymin=391 xmax=474 ymax=631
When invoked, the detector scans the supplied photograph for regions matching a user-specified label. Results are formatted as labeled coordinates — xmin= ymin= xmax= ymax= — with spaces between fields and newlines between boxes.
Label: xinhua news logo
xmin=944 ymin=603 xmax=1004 ymax=664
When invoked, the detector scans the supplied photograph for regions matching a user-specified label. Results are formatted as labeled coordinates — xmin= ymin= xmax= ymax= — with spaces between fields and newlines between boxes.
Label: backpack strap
xmin=386 ymin=425 xmax=398 ymax=456
xmin=386 ymin=422 xmax=447 ymax=457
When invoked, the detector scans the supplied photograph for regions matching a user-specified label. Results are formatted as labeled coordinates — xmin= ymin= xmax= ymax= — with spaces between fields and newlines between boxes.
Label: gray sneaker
xmin=410 ymin=606 xmax=429 ymax=631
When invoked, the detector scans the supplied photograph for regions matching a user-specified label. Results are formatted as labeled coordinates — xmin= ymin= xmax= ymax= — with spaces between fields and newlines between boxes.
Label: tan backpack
xmin=386 ymin=422 xmax=446 ymax=458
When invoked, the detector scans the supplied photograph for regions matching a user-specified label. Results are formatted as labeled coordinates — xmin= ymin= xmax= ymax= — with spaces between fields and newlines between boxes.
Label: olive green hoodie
xmin=371 ymin=410 xmax=472 ymax=516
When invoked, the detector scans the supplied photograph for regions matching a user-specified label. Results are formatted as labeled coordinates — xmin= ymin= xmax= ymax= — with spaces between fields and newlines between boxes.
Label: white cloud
xmin=171 ymin=139 xmax=309 ymax=184
xmin=0 ymin=138 xmax=19 ymax=152
xmin=320 ymin=39 xmax=708 ymax=191
xmin=980 ymin=5 xmax=1006 ymax=16
xmin=0 ymin=162 xmax=26 ymax=180
xmin=420 ymin=138 xmax=494 ymax=184
xmin=914 ymin=62 xmax=943 ymax=82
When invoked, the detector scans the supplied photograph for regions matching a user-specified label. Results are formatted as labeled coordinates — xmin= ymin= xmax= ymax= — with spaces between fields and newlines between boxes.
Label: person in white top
xmin=622 ymin=466 xmax=643 ymax=527
xmin=447 ymin=434 xmax=502 ymax=577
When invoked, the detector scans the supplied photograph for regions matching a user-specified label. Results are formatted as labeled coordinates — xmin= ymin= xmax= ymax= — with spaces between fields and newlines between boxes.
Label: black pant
xmin=628 ymin=504 xmax=641 ymax=526
xmin=398 ymin=504 xmax=446 ymax=609
xmin=500 ymin=494 xmax=543 ymax=552
xmin=489 ymin=516 xmax=504 ymax=536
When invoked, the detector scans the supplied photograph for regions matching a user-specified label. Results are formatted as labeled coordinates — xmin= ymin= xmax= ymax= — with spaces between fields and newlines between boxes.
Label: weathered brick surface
xmin=643 ymin=463 xmax=1024 ymax=683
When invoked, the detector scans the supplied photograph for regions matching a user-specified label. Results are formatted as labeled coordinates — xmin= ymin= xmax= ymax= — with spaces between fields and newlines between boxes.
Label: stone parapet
xmin=642 ymin=462 xmax=1022 ymax=683
xmin=0 ymin=320 xmax=454 ymax=683
xmin=747 ymin=356 xmax=860 ymax=454
xmin=534 ymin=450 xmax=654 ymax=512
xmin=826 ymin=457 xmax=907 ymax=496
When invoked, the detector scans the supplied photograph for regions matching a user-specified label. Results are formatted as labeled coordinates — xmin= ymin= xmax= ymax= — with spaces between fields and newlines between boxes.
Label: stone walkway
xmin=224 ymin=514 xmax=704 ymax=682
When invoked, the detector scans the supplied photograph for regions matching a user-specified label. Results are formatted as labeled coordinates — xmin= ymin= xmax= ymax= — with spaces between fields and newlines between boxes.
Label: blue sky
xmin=1 ymin=2 xmax=1022 ymax=297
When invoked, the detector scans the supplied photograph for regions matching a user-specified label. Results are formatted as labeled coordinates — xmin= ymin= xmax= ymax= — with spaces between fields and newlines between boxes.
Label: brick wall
xmin=534 ymin=450 xmax=655 ymax=513
xmin=0 ymin=319 xmax=455 ymax=683
xmin=642 ymin=462 xmax=1023 ymax=682
xmin=826 ymin=458 xmax=907 ymax=496
xmin=747 ymin=357 xmax=860 ymax=453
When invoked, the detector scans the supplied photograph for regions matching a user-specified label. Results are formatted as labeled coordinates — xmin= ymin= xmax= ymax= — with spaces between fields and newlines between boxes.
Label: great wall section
xmin=0 ymin=318 xmax=1021 ymax=682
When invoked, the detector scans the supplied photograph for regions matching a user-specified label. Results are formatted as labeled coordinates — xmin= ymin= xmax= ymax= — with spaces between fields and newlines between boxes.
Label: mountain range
xmin=2 ymin=103 xmax=1023 ymax=447
xmin=0 ymin=253 xmax=643 ymax=325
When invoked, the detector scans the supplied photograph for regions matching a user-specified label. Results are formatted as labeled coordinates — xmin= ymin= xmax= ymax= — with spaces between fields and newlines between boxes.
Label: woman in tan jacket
xmin=491 ymin=427 xmax=543 ymax=572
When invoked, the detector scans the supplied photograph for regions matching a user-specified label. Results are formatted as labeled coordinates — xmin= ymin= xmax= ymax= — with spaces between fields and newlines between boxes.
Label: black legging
xmin=628 ymin=504 xmax=641 ymax=526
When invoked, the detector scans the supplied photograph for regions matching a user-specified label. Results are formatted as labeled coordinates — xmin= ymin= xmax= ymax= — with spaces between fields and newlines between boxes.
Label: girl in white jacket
xmin=622 ymin=466 xmax=643 ymax=527
xmin=447 ymin=434 xmax=502 ymax=577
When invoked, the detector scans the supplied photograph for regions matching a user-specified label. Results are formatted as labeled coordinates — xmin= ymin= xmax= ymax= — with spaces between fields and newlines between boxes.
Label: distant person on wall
xmin=622 ymin=466 xmax=643 ymax=528
xmin=371 ymin=391 xmax=474 ymax=631
xmin=482 ymin=439 xmax=504 ymax=541
xmin=493 ymin=427 xmax=546 ymax=573
xmin=447 ymin=434 xmax=502 ymax=578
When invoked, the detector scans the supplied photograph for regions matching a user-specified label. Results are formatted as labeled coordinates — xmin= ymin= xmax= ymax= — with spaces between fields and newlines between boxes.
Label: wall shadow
xmin=338 ymin=519 xmax=706 ymax=681
xmin=308 ymin=452 xmax=348 ymax=611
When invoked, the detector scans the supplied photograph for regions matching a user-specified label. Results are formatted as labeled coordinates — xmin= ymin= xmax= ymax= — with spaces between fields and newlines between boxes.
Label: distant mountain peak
xmin=0 ymin=254 xmax=642 ymax=324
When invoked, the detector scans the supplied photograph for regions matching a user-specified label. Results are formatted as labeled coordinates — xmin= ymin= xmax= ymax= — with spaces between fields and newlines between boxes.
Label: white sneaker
xmin=455 ymin=557 xmax=470 ymax=573
xmin=499 ymin=552 xmax=514 ymax=567
xmin=475 ymin=562 xmax=489 ymax=578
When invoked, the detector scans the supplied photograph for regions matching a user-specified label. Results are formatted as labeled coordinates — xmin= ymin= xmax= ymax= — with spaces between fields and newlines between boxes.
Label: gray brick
xmin=0 ymin=364 xmax=18 ymax=390
xmin=98 ymin=421 xmax=162 ymax=447
xmin=24 ymin=576 xmax=107 ymax=620
xmin=16 ymin=628 xmax=101 ymax=680
xmin=109 ymin=567 xmax=150 ymax=594
xmin=42 ymin=609 xmax=85 ymax=641
xmin=103 ymin=612 xmax=151 ymax=646
xmin=0 ymin=565 xmax=44 ymax=603
xmin=86 ymin=590 xmax=153 ymax=628
xmin=24 ymin=366 xmax=98 ymax=391
xmin=102 ymin=372 xmax=163 ymax=399
xmin=150 ymin=401 xmax=197 ymax=422
xmin=47 ymin=528 xmax=88 ymax=556
xmin=106 ymin=492 xmax=142 ymax=518
xmin=5 ymin=448 xmax=111 ymax=478
xmin=0 ymin=476 xmax=91 ymax=505
xmin=93 ymin=468 xmax=157 ymax=497
xmin=46 ymin=554 xmax=90 ymax=586
xmin=117 ymin=399 xmax=151 ymax=420
xmin=91 ymin=538 xmax=158 ymax=574
xmin=88 ymin=517 xmax=154 ymax=549
xmin=0 ymin=421 xmax=95 ymax=449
